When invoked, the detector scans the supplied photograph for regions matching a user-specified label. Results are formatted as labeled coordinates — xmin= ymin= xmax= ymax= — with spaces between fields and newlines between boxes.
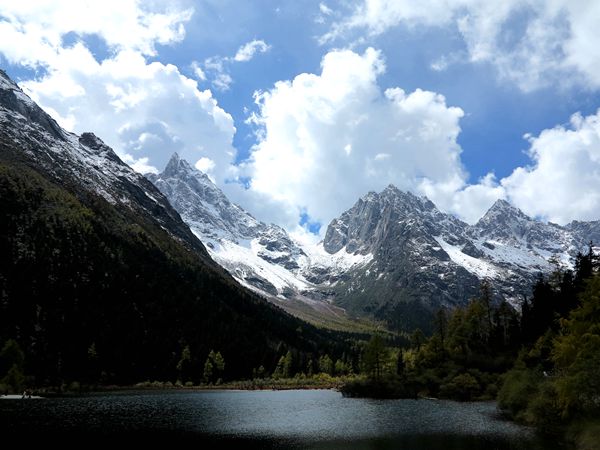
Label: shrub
xmin=439 ymin=373 xmax=480 ymax=401
xmin=498 ymin=368 xmax=540 ymax=420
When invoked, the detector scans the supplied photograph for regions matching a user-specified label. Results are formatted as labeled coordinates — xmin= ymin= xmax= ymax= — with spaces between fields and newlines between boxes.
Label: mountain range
xmin=149 ymin=153 xmax=600 ymax=332
xmin=2 ymin=63 xmax=599 ymax=347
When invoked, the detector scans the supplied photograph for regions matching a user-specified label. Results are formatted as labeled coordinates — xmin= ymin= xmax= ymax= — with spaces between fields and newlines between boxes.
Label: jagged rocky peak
xmin=479 ymin=199 xmax=529 ymax=222
xmin=379 ymin=184 xmax=436 ymax=211
xmin=472 ymin=199 xmax=530 ymax=238
xmin=150 ymin=153 xmax=264 ymax=243
xmin=324 ymin=185 xmax=404 ymax=254
xmin=79 ymin=132 xmax=105 ymax=149
xmin=323 ymin=185 xmax=461 ymax=254
xmin=163 ymin=152 xmax=196 ymax=178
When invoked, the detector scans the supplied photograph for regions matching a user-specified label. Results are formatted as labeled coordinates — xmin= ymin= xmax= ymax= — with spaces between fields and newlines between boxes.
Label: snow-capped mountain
xmin=147 ymin=154 xmax=372 ymax=306
xmin=149 ymin=156 xmax=599 ymax=331
xmin=0 ymin=69 xmax=213 ymax=264
xmin=319 ymin=188 xmax=590 ymax=329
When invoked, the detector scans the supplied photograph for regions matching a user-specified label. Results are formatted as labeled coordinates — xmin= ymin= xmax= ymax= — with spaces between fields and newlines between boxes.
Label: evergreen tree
xmin=282 ymin=350 xmax=293 ymax=378
xmin=396 ymin=349 xmax=405 ymax=376
xmin=176 ymin=345 xmax=192 ymax=382
xmin=86 ymin=342 xmax=100 ymax=383
xmin=203 ymin=356 xmax=214 ymax=384
xmin=273 ymin=355 xmax=285 ymax=379
xmin=362 ymin=334 xmax=389 ymax=381
xmin=411 ymin=328 xmax=425 ymax=351
xmin=479 ymin=280 xmax=493 ymax=343
xmin=0 ymin=339 xmax=25 ymax=393
xmin=253 ymin=365 xmax=266 ymax=379
xmin=213 ymin=351 xmax=225 ymax=379
xmin=202 ymin=350 xmax=224 ymax=383
xmin=319 ymin=354 xmax=334 ymax=375
xmin=434 ymin=308 xmax=448 ymax=347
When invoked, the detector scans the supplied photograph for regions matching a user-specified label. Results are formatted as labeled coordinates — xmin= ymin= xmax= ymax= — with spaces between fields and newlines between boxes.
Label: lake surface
xmin=0 ymin=389 xmax=562 ymax=448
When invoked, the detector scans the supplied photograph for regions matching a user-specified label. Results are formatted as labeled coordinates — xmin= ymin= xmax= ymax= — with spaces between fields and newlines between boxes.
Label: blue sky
xmin=2 ymin=0 xmax=600 ymax=233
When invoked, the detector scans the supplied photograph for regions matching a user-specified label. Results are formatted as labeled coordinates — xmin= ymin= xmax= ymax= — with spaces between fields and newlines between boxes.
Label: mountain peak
xmin=481 ymin=198 xmax=528 ymax=222
xmin=163 ymin=152 xmax=194 ymax=178
xmin=489 ymin=198 xmax=512 ymax=211
xmin=0 ymin=69 xmax=17 ymax=90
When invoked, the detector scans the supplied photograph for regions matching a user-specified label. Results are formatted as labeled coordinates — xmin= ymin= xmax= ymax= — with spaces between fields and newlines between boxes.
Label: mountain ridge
xmin=149 ymin=152 xmax=600 ymax=332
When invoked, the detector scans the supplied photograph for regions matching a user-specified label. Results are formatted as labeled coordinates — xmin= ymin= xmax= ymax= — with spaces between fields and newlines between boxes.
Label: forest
xmin=0 ymin=157 xmax=360 ymax=388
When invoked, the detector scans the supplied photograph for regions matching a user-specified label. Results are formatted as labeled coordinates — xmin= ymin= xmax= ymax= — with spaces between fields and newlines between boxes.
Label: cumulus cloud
xmin=322 ymin=0 xmax=600 ymax=92
xmin=0 ymin=0 xmax=237 ymax=178
xmin=0 ymin=0 xmax=192 ymax=61
xmin=501 ymin=110 xmax=600 ymax=224
xmin=240 ymin=47 xmax=482 ymax=228
xmin=238 ymin=45 xmax=600 ymax=228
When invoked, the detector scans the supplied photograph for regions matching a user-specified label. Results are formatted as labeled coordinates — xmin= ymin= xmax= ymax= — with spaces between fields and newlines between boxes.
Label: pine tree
xmin=176 ymin=345 xmax=192 ymax=382
xmin=362 ymin=334 xmax=389 ymax=381
xmin=273 ymin=355 xmax=285 ymax=379
xmin=411 ymin=329 xmax=425 ymax=351
xmin=283 ymin=350 xmax=293 ymax=378
xmin=0 ymin=339 xmax=25 ymax=393
xmin=318 ymin=354 xmax=334 ymax=375
xmin=396 ymin=349 xmax=405 ymax=376
xmin=203 ymin=357 xmax=214 ymax=384
xmin=434 ymin=308 xmax=448 ymax=347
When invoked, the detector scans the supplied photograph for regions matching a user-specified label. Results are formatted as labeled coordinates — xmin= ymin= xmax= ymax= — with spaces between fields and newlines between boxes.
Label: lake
xmin=0 ymin=389 xmax=561 ymax=448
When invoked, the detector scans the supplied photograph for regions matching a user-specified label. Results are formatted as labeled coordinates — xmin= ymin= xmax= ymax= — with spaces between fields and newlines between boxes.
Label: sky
xmin=1 ymin=0 xmax=600 ymax=237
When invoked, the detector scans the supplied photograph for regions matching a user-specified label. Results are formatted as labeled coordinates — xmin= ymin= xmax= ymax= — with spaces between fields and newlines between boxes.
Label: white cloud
xmin=195 ymin=39 xmax=271 ymax=91
xmin=0 ymin=1 xmax=237 ymax=180
xmin=320 ymin=3 xmax=334 ymax=16
xmin=420 ymin=172 xmax=507 ymax=224
xmin=239 ymin=45 xmax=600 ymax=228
xmin=0 ymin=0 xmax=192 ymax=62
xmin=124 ymin=155 xmax=159 ymax=175
xmin=195 ymin=156 xmax=216 ymax=173
xmin=191 ymin=61 xmax=207 ymax=81
xmin=237 ymin=43 xmax=600 ymax=228
xmin=234 ymin=39 xmax=271 ymax=62
xmin=501 ymin=110 xmax=600 ymax=224
xmin=323 ymin=0 xmax=600 ymax=92
xmin=240 ymin=47 xmax=478 ymax=228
